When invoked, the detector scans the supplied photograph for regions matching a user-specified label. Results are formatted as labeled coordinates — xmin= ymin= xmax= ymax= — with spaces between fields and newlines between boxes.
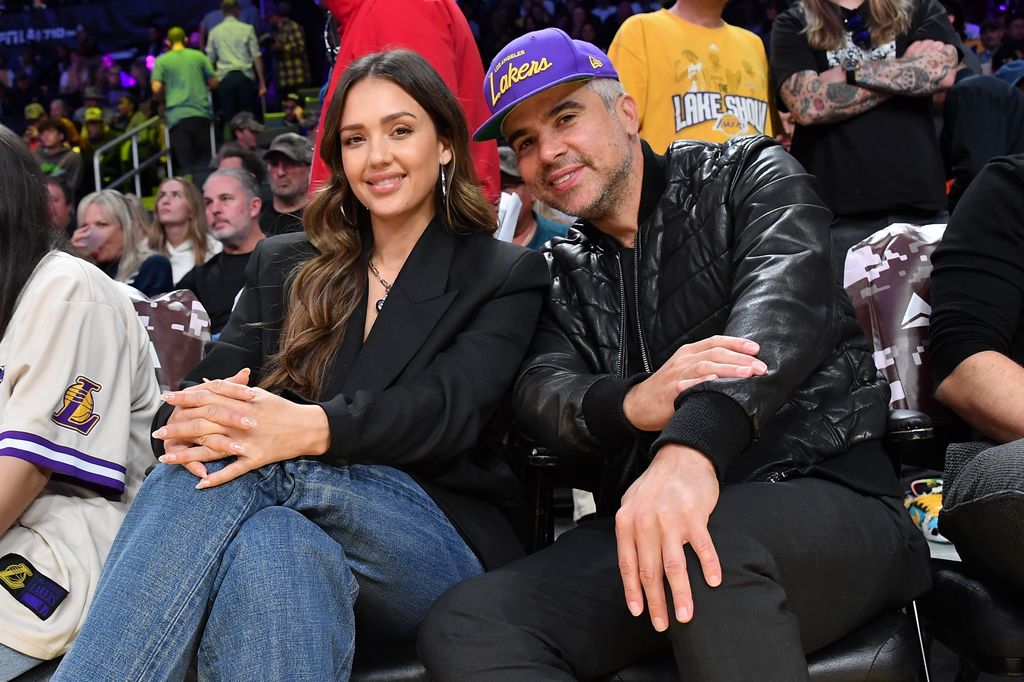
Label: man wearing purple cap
xmin=420 ymin=29 xmax=930 ymax=680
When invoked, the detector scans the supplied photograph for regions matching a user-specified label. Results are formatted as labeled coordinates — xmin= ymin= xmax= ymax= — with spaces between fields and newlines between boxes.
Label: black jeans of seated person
xmin=419 ymin=475 xmax=931 ymax=682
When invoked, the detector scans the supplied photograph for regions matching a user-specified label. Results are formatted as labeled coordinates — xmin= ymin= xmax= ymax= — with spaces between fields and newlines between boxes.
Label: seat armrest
xmin=887 ymin=409 xmax=934 ymax=443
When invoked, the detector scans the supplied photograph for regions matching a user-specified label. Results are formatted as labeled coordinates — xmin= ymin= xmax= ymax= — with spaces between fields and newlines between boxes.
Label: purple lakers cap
xmin=474 ymin=28 xmax=619 ymax=141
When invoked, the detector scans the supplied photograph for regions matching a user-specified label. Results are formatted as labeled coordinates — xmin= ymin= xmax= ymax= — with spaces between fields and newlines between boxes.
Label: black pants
xmin=420 ymin=477 xmax=931 ymax=682
xmin=169 ymin=116 xmax=212 ymax=176
xmin=941 ymin=439 xmax=1024 ymax=593
xmin=217 ymin=70 xmax=260 ymax=131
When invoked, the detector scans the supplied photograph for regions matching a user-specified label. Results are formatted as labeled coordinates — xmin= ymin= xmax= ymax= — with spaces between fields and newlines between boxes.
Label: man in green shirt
xmin=206 ymin=0 xmax=266 ymax=138
xmin=152 ymin=26 xmax=219 ymax=176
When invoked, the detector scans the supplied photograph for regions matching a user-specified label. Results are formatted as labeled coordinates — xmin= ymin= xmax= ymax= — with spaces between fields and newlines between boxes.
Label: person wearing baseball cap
xmin=498 ymin=145 xmax=569 ymax=250
xmin=259 ymin=132 xmax=311 ymax=236
xmin=420 ymin=28 xmax=930 ymax=681
xmin=229 ymin=110 xmax=266 ymax=156
xmin=21 ymin=102 xmax=45 ymax=151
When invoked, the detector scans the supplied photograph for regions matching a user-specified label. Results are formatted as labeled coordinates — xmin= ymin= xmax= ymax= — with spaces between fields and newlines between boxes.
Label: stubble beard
xmin=538 ymin=145 xmax=633 ymax=223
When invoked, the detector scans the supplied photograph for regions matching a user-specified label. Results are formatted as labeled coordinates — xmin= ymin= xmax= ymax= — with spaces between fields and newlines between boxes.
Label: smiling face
xmin=502 ymin=80 xmax=636 ymax=223
xmin=338 ymin=78 xmax=451 ymax=231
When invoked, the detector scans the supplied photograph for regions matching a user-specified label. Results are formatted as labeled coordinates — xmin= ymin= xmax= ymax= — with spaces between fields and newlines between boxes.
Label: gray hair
xmin=77 ymin=189 xmax=151 ymax=283
xmin=586 ymin=78 xmax=625 ymax=112
xmin=205 ymin=167 xmax=260 ymax=203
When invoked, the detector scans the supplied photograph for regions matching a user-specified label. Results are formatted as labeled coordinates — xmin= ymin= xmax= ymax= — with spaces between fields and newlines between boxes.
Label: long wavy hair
xmin=147 ymin=177 xmax=211 ymax=266
xmin=0 ymin=125 xmax=53 ymax=339
xmin=77 ymin=189 xmax=153 ymax=284
xmin=801 ymin=0 xmax=913 ymax=51
xmin=259 ymin=49 xmax=495 ymax=399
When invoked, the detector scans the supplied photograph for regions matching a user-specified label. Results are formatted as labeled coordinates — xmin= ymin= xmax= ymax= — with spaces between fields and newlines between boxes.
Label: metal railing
xmin=91 ymin=115 xmax=163 ymax=194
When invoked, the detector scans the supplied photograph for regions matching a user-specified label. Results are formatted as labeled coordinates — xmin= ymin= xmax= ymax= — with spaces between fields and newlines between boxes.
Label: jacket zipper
xmin=765 ymin=467 xmax=799 ymax=483
xmin=633 ymin=232 xmax=653 ymax=374
xmin=615 ymin=252 xmax=627 ymax=378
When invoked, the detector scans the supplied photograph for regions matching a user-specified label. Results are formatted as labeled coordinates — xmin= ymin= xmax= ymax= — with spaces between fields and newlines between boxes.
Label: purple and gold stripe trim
xmin=0 ymin=429 xmax=125 ymax=494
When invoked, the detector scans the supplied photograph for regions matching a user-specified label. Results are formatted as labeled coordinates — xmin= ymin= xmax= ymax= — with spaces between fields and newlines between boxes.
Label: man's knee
xmin=418 ymin=571 xmax=522 ymax=673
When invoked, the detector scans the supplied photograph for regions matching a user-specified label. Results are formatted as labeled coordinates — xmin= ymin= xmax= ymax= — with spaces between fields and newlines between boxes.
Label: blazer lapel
xmin=342 ymin=219 xmax=458 ymax=393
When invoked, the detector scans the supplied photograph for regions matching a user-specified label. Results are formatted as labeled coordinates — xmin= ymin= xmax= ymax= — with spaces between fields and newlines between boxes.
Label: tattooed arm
xmin=779 ymin=69 xmax=891 ymax=126
xmin=854 ymin=42 xmax=959 ymax=96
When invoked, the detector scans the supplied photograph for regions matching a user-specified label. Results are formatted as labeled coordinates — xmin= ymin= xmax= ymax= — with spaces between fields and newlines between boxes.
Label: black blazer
xmin=156 ymin=219 xmax=550 ymax=569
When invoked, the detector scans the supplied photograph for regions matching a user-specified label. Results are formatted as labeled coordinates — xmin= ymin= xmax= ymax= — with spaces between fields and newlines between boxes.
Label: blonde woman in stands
xmin=148 ymin=177 xmax=222 ymax=284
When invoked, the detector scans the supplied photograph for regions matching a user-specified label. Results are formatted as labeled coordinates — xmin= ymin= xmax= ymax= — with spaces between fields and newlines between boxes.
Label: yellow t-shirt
xmin=609 ymin=9 xmax=777 ymax=152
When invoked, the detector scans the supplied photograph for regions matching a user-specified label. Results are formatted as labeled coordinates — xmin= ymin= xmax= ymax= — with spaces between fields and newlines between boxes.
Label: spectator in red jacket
xmin=311 ymin=0 xmax=500 ymax=202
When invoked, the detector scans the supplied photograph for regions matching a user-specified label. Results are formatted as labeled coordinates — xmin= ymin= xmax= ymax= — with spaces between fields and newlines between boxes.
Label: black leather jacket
xmin=514 ymin=137 xmax=899 ymax=513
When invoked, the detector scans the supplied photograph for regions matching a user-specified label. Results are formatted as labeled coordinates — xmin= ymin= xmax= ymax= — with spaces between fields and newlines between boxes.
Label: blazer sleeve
xmin=151 ymin=243 xmax=268 ymax=450
xmin=317 ymin=249 xmax=549 ymax=468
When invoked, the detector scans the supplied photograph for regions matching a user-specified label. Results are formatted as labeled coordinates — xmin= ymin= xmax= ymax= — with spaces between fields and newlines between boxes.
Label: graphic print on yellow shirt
xmin=609 ymin=10 xmax=775 ymax=152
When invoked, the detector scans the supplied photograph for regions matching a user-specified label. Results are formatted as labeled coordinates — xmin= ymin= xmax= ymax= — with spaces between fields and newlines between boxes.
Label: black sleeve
xmin=941 ymin=78 xmax=1010 ymax=211
xmin=929 ymin=155 xmax=1024 ymax=386
xmin=770 ymin=9 xmax=817 ymax=106
xmin=151 ymin=245 xmax=268 ymax=454
xmin=908 ymin=0 xmax=963 ymax=57
xmin=175 ymin=266 xmax=198 ymax=293
xmin=132 ymin=254 xmax=174 ymax=297
xmin=652 ymin=139 xmax=836 ymax=478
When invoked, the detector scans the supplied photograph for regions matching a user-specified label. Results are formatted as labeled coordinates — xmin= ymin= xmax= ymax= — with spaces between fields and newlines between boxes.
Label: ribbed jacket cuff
xmin=582 ymin=373 xmax=649 ymax=448
xmin=652 ymin=392 xmax=753 ymax=479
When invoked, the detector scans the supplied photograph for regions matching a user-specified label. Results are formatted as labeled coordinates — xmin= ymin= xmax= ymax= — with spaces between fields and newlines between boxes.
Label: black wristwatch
xmin=843 ymin=56 xmax=858 ymax=85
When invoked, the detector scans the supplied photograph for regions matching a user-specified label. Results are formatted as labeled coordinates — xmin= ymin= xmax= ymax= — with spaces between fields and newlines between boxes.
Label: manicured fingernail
xmin=676 ymin=606 xmax=690 ymax=622
xmin=653 ymin=617 xmax=667 ymax=631
xmin=745 ymin=341 xmax=759 ymax=352
xmin=196 ymin=479 xmax=210 ymax=490
xmin=152 ymin=428 xmax=167 ymax=438
xmin=754 ymin=361 xmax=768 ymax=372
xmin=628 ymin=601 xmax=642 ymax=617
xmin=231 ymin=442 xmax=244 ymax=453
xmin=160 ymin=393 xmax=176 ymax=402
xmin=242 ymin=417 xmax=257 ymax=427
xmin=245 ymin=388 xmax=257 ymax=397
xmin=159 ymin=454 xmax=176 ymax=463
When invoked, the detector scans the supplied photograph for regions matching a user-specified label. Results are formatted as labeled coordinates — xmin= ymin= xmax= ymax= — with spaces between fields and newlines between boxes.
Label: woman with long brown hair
xmin=54 ymin=49 xmax=548 ymax=681
xmin=771 ymin=0 xmax=960 ymax=275
xmin=148 ymin=176 xmax=221 ymax=283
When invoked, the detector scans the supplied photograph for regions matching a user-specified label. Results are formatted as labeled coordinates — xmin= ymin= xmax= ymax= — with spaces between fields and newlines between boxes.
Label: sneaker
xmin=904 ymin=478 xmax=951 ymax=543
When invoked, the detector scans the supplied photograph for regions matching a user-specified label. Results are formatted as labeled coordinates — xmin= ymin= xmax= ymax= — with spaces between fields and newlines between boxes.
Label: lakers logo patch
xmin=0 ymin=562 xmax=32 ymax=590
xmin=0 ymin=554 xmax=69 ymax=621
xmin=51 ymin=375 xmax=102 ymax=436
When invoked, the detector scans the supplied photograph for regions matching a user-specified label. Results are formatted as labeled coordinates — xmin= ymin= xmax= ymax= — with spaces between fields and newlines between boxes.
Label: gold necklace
xmin=367 ymin=258 xmax=392 ymax=312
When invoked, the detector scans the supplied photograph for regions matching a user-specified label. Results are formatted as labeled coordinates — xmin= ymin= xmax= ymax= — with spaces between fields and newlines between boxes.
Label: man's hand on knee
xmin=615 ymin=444 xmax=721 ymax=631
xmin=622 ymin=336 xmax=766 ymax=432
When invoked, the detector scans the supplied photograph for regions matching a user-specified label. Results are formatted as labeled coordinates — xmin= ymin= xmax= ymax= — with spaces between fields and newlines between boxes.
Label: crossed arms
xmin=780 ymin=40 xmax=958 ymax=126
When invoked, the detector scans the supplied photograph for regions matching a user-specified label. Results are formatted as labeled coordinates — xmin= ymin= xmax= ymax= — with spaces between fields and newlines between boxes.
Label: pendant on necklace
xmin=375 ymin=298 xmax=386 ymax=312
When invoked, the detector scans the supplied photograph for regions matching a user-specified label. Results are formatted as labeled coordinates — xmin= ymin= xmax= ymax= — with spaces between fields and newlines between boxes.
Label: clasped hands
xmin=152 ymin=368 xmax=330 ymax=489
xmin=617 ymin=335 xmax=766 ymax=632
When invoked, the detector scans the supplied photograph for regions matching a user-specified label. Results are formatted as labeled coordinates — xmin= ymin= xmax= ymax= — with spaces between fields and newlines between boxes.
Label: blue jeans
xmin=53 ymin=460 xmax=483 ymax=681
xmin=0 ymin=643 xmax=43 ymax=682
